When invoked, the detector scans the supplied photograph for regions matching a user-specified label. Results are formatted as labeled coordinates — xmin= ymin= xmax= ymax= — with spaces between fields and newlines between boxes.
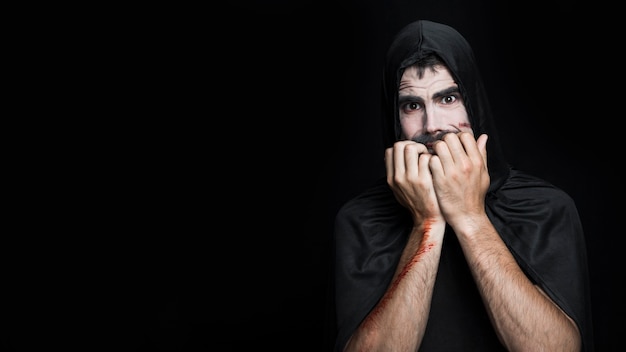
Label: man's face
xmin=398 ymin=65 xmax=472 ymax=152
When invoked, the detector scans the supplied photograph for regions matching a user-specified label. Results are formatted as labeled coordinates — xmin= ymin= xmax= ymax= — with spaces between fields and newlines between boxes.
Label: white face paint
xmin=398 ymin=65 xmax=473 ymax=151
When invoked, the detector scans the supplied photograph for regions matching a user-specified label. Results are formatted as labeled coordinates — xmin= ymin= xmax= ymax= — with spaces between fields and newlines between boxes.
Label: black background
xmin=3 ymin=1 xmax=622 ymax=351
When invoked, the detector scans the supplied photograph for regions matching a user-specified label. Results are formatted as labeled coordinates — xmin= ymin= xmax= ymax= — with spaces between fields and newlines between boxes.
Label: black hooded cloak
xmin=333 ymin=20 xmax=593 ymax=351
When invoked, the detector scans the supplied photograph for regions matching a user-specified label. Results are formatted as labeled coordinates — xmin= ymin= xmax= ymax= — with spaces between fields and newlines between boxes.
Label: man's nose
xmin=423 ymin=106 xmax=445 ymax=134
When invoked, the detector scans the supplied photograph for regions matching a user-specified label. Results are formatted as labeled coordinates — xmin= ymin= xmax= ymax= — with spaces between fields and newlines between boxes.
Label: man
xmin=333 ymin=20 xmax=594 ymax=351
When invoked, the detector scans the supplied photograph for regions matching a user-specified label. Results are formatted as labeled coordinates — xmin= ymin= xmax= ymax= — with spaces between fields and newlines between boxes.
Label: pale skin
xmin=343 ymin=66 xmax=581 ymax=352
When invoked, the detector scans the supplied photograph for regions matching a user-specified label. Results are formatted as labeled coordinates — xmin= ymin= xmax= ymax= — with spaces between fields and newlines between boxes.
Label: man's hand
xmin=428 ymin=132 xmax=490 ymax=228
xmin=385 ymin=140 xmax=444 ymax=225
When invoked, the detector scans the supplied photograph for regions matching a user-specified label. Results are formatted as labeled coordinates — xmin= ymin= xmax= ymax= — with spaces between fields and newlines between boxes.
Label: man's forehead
xmin=399 ymin=66 xmax=456 ymax=93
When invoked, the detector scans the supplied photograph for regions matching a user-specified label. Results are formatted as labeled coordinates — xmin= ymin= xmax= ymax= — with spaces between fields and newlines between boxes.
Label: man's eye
xmin=406 ymin=102 xmax=421 ymax=111
xmin=442 ymin=95 xmax=457 ymax=104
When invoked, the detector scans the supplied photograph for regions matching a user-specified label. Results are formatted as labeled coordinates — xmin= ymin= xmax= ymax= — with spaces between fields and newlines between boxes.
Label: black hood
xmin=381 ymin=20 xmax=510 ymax=193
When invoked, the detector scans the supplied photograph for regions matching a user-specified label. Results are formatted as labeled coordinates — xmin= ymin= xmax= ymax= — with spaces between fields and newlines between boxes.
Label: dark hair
xmin=400 ymin=50 xmax=447 ymax=80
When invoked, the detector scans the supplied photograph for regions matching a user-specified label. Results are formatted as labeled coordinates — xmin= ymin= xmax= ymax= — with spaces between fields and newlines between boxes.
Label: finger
xmin=404 ymin=142 xmax=429 ymax=179
xmin=393 ymin=141 xmax=410 ymax=175
xmin=404 ymin=143 xmax=419 ymax=178
xmin=419 ymin=153 xmax=433 ymax=180
xmin=476 ymin=133 xmax=488 ymax=167
xmin=444 ymin=132 xmax=468 ymax=161
xmin=388 ymin=141 xmax=415 ymax=184
xmin=458 ymin=132 xmax=486 ymax=169
xmin=428 ymin=154 xmax=443 ymax=178
xmin=431 ymin=134 xmax=456 ymax=171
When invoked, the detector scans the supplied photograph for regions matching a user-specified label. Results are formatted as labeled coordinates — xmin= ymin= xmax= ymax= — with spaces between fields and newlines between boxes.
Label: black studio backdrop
xmin=3 ymin=1 xmax=620 ymax=351
xmin=213 ymin=1 xmax=620 ymax=351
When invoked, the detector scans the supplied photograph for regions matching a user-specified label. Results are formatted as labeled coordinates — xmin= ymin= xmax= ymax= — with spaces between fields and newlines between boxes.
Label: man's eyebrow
xmin=398 ymin=95 xmax=423 ymax=106
xmin=432 ymin=86 xmax=460 ymax=100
